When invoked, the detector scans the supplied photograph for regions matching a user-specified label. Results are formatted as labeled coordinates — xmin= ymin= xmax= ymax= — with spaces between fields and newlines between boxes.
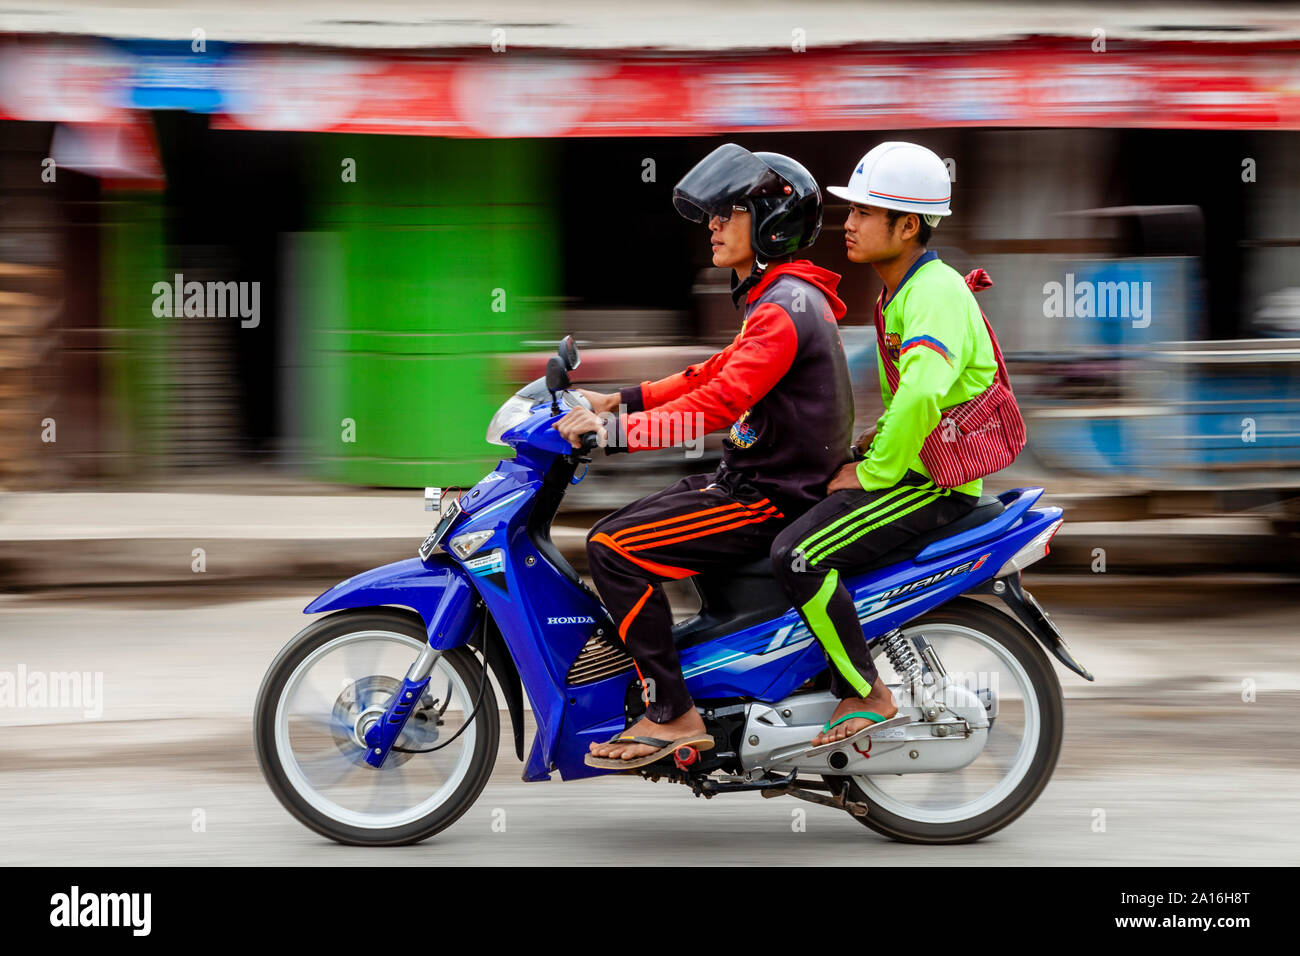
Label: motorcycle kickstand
xmin=760 ymin=777 xmax=869 ymax=818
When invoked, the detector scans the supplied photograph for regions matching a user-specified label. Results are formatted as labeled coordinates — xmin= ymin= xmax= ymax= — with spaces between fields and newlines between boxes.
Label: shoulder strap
xmin=962 ymin=269 xmax=1014 ymax=394
xmin=877 ymin=268 xmax=1014 ymax=395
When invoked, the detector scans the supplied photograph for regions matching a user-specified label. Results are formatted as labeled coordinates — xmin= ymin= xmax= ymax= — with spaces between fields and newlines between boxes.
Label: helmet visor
xmin=672 ymin=143 xmax=784 ymax=222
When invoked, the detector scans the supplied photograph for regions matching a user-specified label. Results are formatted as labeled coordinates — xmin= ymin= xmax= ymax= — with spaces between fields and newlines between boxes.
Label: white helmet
xmin=827 ymin=141 xmax=951 ymax=227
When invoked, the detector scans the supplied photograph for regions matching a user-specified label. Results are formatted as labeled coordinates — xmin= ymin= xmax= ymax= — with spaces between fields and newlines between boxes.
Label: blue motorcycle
xmin=254 ymin=337 xmax=1093 ymax=846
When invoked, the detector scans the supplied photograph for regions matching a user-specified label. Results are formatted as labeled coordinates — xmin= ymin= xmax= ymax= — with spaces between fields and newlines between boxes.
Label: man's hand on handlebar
xmin=574 ymin=389 xmax=619 ymax=414
xmin=554 ymin=407 xmax=608 ymax=449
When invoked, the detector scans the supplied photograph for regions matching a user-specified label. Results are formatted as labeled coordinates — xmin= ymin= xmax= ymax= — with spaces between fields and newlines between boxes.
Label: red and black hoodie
xmin=607 ymin=260 xmax=854 ymax=514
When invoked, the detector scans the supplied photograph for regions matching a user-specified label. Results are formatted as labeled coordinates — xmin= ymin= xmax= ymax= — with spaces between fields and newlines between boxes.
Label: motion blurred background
xmin=0 ymin=1 xmax=1298 ymax=865
xmin=3 ymin=3 xmax=1300 ymax=542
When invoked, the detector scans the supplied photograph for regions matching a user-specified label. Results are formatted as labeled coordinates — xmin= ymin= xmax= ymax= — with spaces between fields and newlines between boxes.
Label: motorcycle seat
xmin=847 ymin=494 xmax=1006 ymax=573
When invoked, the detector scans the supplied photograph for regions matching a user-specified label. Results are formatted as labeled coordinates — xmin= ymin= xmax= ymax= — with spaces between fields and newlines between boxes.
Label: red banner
xmin=210 ymin=47 xmax=1300 ymax=134
xmin=7 ymin=38 xmax=1300 ymax=134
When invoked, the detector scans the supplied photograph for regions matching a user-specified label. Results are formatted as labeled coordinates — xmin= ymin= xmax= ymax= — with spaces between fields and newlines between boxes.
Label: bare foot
xmin=589 ymin=707 xmax=708 ymax=761
xmin=810 ymin=678 xmax=898 ymax=746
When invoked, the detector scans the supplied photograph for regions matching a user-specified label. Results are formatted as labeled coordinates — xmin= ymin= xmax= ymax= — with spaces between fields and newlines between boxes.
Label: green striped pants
xmin=770 ymin=470 xmax=978 ymax=698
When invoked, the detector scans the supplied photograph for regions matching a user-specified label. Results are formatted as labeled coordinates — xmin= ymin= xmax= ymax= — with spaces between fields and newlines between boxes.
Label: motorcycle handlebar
xmin=579 ymin=431 xmax=601 ymax=452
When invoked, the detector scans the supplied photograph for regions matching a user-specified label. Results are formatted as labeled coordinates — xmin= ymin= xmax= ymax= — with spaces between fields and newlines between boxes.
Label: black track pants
xmin=587 ymin=474 xmax=790 ymax=723
xmin=770 ymin=470 xmax=977 ymax=699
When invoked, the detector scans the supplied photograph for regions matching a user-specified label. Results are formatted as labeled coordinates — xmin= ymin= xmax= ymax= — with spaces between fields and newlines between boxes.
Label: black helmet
xmin=673 ymin=144 xmax=822 ymax=261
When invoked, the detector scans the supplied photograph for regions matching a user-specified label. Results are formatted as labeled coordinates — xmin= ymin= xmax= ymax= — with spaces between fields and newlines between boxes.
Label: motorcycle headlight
xmin=485 ymin=395 xmax=534 ymax=446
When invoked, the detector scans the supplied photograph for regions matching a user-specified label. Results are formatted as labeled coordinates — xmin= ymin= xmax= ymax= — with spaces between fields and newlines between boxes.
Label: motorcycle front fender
xmin=305 ymin=556 xmax=479 ymax=650
xmin=306 ymin=556 xmax=528 ymax=763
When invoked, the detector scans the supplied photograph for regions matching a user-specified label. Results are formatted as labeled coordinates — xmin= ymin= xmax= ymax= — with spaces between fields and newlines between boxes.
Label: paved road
xmin=1 ymin=581 xmax=1297 ymax=865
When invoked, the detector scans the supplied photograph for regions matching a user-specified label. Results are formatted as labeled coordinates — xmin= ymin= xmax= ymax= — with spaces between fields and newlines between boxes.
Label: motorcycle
xmin=254 ymin=336 xmax=1093 ymax=847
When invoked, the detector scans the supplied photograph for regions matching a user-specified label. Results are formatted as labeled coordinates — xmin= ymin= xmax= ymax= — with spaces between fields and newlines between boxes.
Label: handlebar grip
xmin=579 ymin=431 xmax=600 ymax=451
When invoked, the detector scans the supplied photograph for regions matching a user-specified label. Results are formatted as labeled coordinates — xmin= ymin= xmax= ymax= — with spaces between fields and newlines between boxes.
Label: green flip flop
xmin=822 ymin=711 xmax=886 ymax=734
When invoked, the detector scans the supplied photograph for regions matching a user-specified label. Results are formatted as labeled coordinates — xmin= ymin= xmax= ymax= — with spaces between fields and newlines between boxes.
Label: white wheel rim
xmin=273 ymin=630 xmax=477 ymax=830
xmin=853 ymin=622 xmax=1042 ymax=826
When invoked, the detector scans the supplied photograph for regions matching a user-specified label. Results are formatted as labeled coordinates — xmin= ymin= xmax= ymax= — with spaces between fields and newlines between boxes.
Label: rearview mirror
xmin=546 ymin=355 xmax=569 ymax=393
xmin=559 ymin=335 xmax=580 ymax=371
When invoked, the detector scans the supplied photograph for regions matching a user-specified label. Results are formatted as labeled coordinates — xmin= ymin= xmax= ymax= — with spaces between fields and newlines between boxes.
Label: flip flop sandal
xmin=801 ymin=711 xmax=911 ymax=759
xmin=584 ymin=733 xmax=715 ymax=771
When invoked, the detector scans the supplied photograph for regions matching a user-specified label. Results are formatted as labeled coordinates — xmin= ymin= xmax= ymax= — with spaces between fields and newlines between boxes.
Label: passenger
xmin=770 ymin=142 xmax=998 ymax=747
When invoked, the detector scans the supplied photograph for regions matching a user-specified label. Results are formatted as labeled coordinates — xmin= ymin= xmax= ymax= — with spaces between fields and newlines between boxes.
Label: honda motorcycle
xmin=254 ymin=336 xmax=1092 ymax=846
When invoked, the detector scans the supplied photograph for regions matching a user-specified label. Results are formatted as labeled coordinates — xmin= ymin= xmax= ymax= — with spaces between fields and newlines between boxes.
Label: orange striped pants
xmin=586 ymin=473 xmax=789 ymax=722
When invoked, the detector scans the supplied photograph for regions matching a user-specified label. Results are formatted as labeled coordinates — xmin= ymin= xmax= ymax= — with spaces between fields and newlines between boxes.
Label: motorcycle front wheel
xmin=254 ymin=609 xmax=498 ymax=846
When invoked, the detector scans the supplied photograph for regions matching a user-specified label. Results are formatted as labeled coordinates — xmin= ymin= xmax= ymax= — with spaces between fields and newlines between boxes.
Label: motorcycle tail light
xmin=996 ymin=518 xmax=1063 ymax=577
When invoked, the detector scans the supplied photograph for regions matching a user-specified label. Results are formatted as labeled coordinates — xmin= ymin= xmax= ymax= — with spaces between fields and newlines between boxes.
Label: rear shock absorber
xmin=878 ymin=628 xmax=923 ymax=706
xmin=879 ymin=628 xmax=920 ymax=682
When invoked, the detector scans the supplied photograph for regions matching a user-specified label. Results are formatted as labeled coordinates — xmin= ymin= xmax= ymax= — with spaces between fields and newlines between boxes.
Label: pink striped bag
xmin=874 ymin=268 xmax=1027 ymax=487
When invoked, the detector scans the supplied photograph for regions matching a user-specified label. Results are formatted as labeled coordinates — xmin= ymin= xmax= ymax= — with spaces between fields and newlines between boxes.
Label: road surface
xmin=1 ymin=579 xmax=1296 ymax=865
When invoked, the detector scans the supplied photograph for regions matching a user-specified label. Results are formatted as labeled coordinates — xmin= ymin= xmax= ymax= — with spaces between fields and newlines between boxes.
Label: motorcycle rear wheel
xmin=827 ymin=597 xmax=1065 ymax=844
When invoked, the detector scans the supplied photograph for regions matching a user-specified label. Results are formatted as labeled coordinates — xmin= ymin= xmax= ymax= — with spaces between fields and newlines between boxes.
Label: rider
xmin=770 ymin=142 xmax=998 ymax=748
xmin=554 ymin=143 xmax=853 ymax=767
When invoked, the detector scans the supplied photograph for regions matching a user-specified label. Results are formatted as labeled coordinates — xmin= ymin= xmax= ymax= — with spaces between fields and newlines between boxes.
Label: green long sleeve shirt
xmin=856 ymin=252 xmax=998 ymax=497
